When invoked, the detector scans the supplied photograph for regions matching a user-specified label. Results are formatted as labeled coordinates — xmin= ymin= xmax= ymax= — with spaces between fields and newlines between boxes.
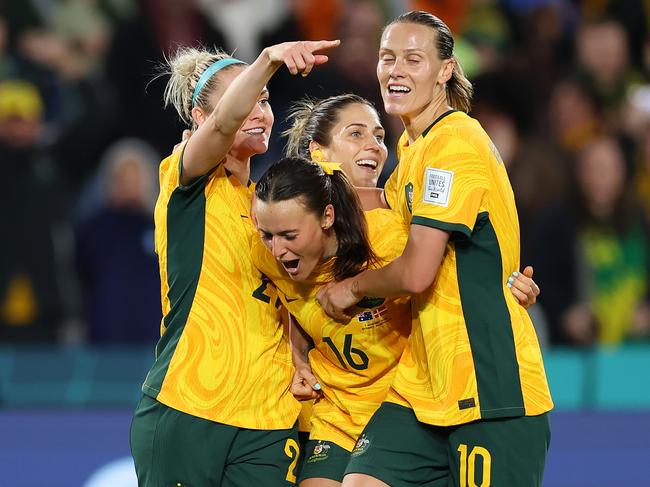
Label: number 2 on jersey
xmin=252 ymin=274 xmax=272 ymax=303
xmin=323 ymin=334 xmax=369 ymax=370
xmin=458 ymin=444 xmax=491 ymax=487
xmin=252 ymin=274 xmax=281 ymax=308
xmin=284 ymin=438 xmax=300 ymax=483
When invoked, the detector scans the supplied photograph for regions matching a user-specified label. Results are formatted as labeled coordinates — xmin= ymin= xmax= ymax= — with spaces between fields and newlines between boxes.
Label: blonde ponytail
xmin=162 ymin=47 xmax=234 ymax=127
xmin=283 ymin=98 xmax=317 ymax=158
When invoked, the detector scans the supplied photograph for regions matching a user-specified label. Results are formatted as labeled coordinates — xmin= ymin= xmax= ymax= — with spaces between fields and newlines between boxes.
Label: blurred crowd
xmin=0 ymin=0 xmax=648 ymax=348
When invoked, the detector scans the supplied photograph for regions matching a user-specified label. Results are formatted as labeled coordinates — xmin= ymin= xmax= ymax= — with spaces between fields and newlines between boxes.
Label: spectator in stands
xmin=533 ymin=135 xmax=650 ymax=345
xmin=575 ymin=18 xmax=645 ymax=128
xmin=0 ymin=79 xmax=66 ymax=342
xmin=105 ymin=0 xmax=226 ymax=156
xmin=75 ymin=138 xmax=161 ymax=345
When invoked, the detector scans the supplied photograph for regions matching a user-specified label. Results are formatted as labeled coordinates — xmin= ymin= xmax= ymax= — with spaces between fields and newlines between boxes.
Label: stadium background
xmin=1 ymin=0 xmax=649 ymax=485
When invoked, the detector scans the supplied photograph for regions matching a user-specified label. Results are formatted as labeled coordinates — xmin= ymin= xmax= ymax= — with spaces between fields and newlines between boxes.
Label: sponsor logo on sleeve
xmin=423 ymin=168 xmax=453 ymax=207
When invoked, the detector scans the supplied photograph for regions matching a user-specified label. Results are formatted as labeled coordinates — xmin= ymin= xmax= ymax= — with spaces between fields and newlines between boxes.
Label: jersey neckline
xmin=421 ymin=109 xmax=458 ymax=139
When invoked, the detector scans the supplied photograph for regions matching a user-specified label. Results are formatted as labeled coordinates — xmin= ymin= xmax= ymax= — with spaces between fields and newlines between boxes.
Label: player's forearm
xmin=289 ymin=317 xmax=311 ymax=368
xmin=352 ymin=257 xmax=418 ymax=299
xmin=213 ymin=49 xmax=279 ymax=134
xmin=353 ymin=227 xmax=448 ymax=298
xmin=183 ymin=50 xmax=280 ymax=177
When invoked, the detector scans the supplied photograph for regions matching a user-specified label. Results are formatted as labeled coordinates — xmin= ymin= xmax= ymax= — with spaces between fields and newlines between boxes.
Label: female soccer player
xmin=129 ymin=39 xmax=339 ymax=487
xmin=283 ymin=94 xmax=388 ymax=188
xmin=281 ymin=94 xmax=394 ymax=485
xmin=317 ymin=11 xmax=553 ymax=487
xmin=252 ymin=156 xmax=411 ymax=487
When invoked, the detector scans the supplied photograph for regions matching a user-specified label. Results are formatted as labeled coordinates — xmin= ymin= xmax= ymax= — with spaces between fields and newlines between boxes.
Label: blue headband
xmin=191 ymin=58 xmax=247 ymax=106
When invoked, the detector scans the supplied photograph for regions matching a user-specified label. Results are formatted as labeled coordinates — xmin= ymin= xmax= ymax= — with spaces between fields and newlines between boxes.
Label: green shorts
xmin=295 ymin=431 xmax=310 ymax=480
xmin=298 ymin=440 xmax=350 ymax=483
xmin=130 ymin=394 xmax=300 ymax=487
xmin=345 ymin=402 xmax=550 ymax=487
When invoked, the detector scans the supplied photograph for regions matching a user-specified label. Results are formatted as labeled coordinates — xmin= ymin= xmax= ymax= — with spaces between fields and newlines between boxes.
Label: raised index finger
xmin=303 ymin=39 xmax=341 ymax=53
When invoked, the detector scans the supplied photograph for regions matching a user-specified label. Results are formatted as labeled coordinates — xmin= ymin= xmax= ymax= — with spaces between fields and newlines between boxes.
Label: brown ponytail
xmin=447 ymin=56 xmax=473 ymax=113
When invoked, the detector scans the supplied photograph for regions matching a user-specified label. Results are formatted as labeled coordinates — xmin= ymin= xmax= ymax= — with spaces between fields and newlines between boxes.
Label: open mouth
xmin=356 ymin=159 xmax=378 ymax=172
xmin=243 ymin=127 xmax=265 ymax=135
xmin=387 ymin=84 xmax=411 ymax=95
xmin=281 ymin=258 xmax=300 ymax=275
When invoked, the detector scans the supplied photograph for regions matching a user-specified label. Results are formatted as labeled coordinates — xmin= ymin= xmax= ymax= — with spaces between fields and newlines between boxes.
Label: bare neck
xmin=322 ymin=230 xmax=338 ymax=261
xmin=224 ymin=155 xmax=251 ymax=185
xmin=402 ymin=90 xmax=451 ymax=144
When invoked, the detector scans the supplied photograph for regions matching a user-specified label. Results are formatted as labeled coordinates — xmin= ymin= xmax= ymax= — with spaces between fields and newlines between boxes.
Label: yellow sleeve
xmin=411 ymin=135 xmax=490 ymax=240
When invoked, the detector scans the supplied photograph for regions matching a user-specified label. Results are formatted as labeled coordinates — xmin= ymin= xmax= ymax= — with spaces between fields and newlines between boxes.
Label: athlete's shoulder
xmin=365 ymin=208 xmax=404 ymax=235
xmin=159 ymin=143 xmax=183 ymax=181
xmin=365 ymin=208 xmax=408 ymax=262
xmin=419 ymin=114 xmax=493 ymax=169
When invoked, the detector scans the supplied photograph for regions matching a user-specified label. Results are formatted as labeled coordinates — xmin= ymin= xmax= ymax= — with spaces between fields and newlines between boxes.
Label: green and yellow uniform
xmin=131 ymin=145 xmax=301 ymax=487
xmin=384 ymin=110 xmax=553 ymax=425
xmin=347 ymin=111 xmax=552 ymax=487
xmin=252 ymin=208 xmax=410 ymax=481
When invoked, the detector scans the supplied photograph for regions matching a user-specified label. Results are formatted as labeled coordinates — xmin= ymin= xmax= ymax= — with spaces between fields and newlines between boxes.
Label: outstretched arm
xmin=182 ymin=40 xmax=340 ymax=183
xmin=317 ymin=224 xmax=449 ymax=320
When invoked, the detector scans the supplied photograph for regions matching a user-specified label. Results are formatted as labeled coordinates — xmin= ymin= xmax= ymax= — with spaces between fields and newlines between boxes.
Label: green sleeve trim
xmin=411 ymin=216 xmax=471 ymax=240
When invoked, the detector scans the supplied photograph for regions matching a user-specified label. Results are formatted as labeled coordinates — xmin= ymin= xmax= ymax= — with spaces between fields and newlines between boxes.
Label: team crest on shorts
xmin=351 ymin=434 xmax=370 ymax=457
xmin=307 ymin=441 xmax=331 ymax=463
xmin=405 ymin=182 xmax=414 ymax=213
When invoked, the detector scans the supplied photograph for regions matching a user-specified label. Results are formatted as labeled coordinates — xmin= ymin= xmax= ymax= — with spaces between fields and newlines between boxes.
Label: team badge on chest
xmin=405 ymin=182 xmax=414 ymax=213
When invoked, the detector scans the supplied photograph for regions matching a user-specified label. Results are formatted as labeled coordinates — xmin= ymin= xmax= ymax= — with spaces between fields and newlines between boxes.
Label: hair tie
xmin=192 ymin=58 xmax=247 ymax=106
xmin=310 ymin=149 xmax=342 ymax=175
xmin=318 ymin=161 xmax=343 ymax=175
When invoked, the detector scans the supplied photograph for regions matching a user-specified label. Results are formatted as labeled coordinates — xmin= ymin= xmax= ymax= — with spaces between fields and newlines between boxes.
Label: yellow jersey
xmin=384 ymin=110 xmax=553 ymax=426
xmin=143 ymin=145 xmax=300 ymax=429
xmin=252 ymin=209 xmax=411 ymax=450
xmin=298 ymin=400 xmax=314 ymax=433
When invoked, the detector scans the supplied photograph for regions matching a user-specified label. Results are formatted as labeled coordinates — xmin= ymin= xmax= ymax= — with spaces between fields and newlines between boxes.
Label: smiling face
xmin=377 ymin=22 xmax=452 ymax=121
xmin=253 ymin=197 xmax=336 ymax=281
xmin=315 ymin=103 xmax=387 ymax=187
xmin=201 ymin=68 xmax=274 ymax=159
